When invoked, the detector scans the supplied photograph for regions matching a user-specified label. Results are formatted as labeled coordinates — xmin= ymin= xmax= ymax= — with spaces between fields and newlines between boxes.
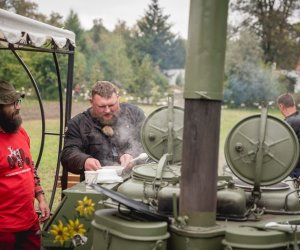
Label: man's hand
xmin=84 ymin=158 xmax=102 ymax=171
xmin=120 ymin=154 xmax=134 ymax=170
xmin=37 ymin=194 xmax=50 ymax=222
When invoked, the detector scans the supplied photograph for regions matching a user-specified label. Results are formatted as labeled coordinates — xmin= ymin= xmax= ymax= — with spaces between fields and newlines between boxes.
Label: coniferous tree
xmin=64 ymin=10 xmax=85 ymax=50
xmin=134 ymin=0 xmax=184 ymax=70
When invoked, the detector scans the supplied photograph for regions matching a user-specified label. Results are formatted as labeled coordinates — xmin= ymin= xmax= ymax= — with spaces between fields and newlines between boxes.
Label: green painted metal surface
xmin=41 ymin=182 xmax=120 ymax=249
xmin=184 ymin=0 xmax=229 ymax=100
xmin=92 ymin=209 xmax=169 ymax=250
xmin=169 ymin=224 xmax=225 ymax=250
xmin=225 ymin=114 xmax=299 ymax=186
xmin=223 ymin=226 xmax=300 ymax=249
xmin=141 ymin=106 xmax=183 ymax=163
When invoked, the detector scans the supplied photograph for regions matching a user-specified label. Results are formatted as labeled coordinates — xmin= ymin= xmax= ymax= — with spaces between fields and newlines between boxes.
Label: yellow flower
xmin=66 ymin=218 xmax=86 ymax=237
xmin=76 ymin=196 xmax=95 ymax=217
xmin=50 ymin=220 xmax=70 ymax=245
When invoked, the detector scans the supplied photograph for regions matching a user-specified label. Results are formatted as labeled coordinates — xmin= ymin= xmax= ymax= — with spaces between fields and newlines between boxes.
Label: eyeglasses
xmin=13 ymin=99 xmax=22 ymax=108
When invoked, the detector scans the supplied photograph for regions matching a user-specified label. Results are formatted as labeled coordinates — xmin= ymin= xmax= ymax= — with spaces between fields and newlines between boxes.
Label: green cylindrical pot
xmin=169 ymin=223 xmax=225 ymax=250
xmin=223 ymin=227 xmax=299 ymax=250
xmin=92 ymin=209 xmax=169 ymax=250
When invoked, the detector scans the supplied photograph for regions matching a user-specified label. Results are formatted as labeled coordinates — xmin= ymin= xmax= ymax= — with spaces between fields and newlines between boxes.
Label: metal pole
xmin=61 ymin=46 xmax=75 ymax=191
xmin=180 ymin=0 xmax=229 ymax=227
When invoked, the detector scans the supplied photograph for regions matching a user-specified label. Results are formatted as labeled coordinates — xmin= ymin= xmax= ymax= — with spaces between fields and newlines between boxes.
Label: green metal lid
xmin=141 ymin=106 xmax=184 ymax=163
xmin=223 ymin=227 xmax=288 ymax=248
xmin=92 ymin=209 xmax=169 ymax=240
xmin=132 ymin=163 xmax=181 ymax=182
xmin=224 ymin=114 xmax=299 ymax=186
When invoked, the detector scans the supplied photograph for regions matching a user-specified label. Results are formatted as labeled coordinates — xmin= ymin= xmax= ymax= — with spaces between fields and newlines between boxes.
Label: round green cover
xmin=224 ymin=227 xmax=288 ymax=249
xmin=141 ymin=106 xmax=184 ymax=162
xmin=132 ymin=163 xmax=181 ymax=181
xmin=224 ymin=115 xmax=299 ymax=186
xmin=93 ymin=209 xmax=169 ymax=239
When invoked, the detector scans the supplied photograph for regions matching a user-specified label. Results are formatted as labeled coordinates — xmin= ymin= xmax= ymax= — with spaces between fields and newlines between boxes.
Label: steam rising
xmin=112 ymin=116 xmax=144 ymax=158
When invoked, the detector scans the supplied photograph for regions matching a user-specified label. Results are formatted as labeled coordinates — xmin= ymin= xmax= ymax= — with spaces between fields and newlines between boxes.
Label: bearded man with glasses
xmin=61 ymin=81 xmax=146 ymax=181
xmin=0 ymin=80 xmax=50 ymax=249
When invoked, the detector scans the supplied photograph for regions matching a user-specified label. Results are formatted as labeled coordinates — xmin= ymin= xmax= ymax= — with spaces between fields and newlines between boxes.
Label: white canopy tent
xmin=0 ymin=9 xmax=75 ymax=49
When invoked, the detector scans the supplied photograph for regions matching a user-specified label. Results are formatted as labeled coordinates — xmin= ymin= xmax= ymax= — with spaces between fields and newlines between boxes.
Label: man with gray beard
xmin=61 ymin=81 xmax=146 ymax=180
xmin=0 ymin=80 xmax=50 ymax=249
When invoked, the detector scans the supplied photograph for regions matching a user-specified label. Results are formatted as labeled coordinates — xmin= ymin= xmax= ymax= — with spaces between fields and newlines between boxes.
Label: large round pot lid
xmin=141 ymin=106 xmax=184 ymax=163
xmin=224 ymin=114 xmax=299 ymax=186
xmin=132 ymin=163 xmax=181 ymax=181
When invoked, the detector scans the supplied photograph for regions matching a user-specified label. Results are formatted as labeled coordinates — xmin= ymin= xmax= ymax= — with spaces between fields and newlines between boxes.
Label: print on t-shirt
xmin=7 ymin=146 xmax=27 ymax=169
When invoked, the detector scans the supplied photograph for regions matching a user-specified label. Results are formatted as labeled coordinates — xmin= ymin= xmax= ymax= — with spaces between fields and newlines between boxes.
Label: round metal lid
xmin=224 ymin=114 xmax=299 ymax=186
xmin=224 ymin=227 xmax=287 ymax=248
xmin=132 ymin=163 xmax=181 ymax=182
xmin=141 ymin=106 xmax=184 ymax=162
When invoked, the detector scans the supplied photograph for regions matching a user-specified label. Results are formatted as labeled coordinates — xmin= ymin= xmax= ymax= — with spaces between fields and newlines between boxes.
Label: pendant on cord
xmin=102 ymin=125 xmax=114 ymax=137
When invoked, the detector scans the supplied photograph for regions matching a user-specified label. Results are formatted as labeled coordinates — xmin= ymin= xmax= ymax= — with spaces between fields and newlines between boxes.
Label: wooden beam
xmin=180 ymin=99 xmax=221 ymax=226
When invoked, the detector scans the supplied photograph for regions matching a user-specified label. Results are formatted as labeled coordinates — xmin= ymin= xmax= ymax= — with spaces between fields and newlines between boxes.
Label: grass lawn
xmin=23 ymin=119 xmax=63 ymax=210
xmin=22 ymin=103 xmax=283 ymax=211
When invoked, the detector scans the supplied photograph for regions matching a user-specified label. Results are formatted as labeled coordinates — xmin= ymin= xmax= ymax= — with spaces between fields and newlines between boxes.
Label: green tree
xmin=89 ymin=60 xmax=104 ymax=86
xmin=134 ymin=55 xmax=168 ymax=103
xmin=0 ymin=51 xmax=28 ymax=89
xmin=230 ymin=0 xmax=300 ymax=69
xmin=0 ymin=50 xmax=68 ymax=100
xmin=81 ymin=19 xmax=108 ymax=87
xmin=1 ymin=0 xmax=46 ymax=20
xmin=64 ymin=10 xmax=85 ymax=50
xmin=29 ymin=52 xmax=69 ymax=100
xmin=135 ymin=55 xmax=156 ymax=103
xmin=46 ymin=12 xmax=64 ymax=27
xmin=73 ymin=51 xmax=87 ymax=86
xmin=101 ymin=32 xmax=135 ymax=90
xmin=224 ymin=30 xmax=280 ymax=107
xmin=90 ymin=19 xmax=109 ymax=44
xmin=114 ymin=21 xmax=137 ymax=61
xmin=163 ymin=37 xmax=186 ymax=69
xmin=133 ymin=0 xmax=184 ymax=70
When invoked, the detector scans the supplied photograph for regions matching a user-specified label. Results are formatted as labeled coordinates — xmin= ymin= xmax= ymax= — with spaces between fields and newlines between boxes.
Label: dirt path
xmin=22 ymin=100 xmax=90 ymax=120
